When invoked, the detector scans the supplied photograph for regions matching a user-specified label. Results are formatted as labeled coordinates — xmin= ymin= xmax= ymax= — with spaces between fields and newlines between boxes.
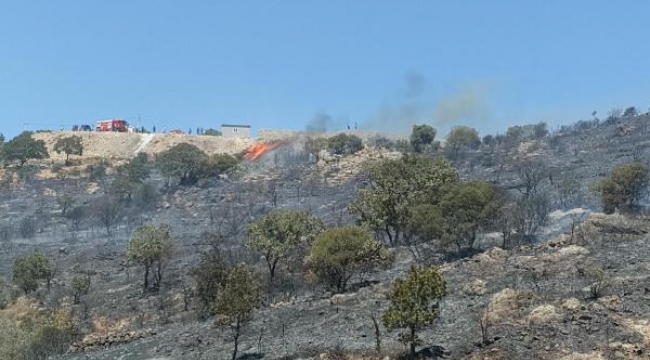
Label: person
xmin=153 ymin=125 xmax=156 ymax=133
xmin=189 ymin=128 xmax=192 ymax=135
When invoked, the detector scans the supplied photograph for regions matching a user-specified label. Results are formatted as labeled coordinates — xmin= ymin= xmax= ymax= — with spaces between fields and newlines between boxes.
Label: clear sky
xmin=2 ymin=1 xmax=650 ymax=139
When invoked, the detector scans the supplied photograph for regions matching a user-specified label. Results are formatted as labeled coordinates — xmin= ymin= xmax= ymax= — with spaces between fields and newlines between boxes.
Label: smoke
xmin=362 ymin=72 xmax=431 ymax=133
xmin=306 ymin=112 xmax=335 ymax=133
xmin=432 ymin=83 xmax=491 ymax=126
xmin=362 ymin=72 xmax=492 ymax=134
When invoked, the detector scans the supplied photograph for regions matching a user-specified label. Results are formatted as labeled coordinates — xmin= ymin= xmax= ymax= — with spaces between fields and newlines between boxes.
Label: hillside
xmin=33 ymin=132 xmax=255 ymax=162
xmin=1 ymin=115 xmax=650 ymax=359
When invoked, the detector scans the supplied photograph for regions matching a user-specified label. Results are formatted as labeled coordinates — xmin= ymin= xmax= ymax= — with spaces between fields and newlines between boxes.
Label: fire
xmin=244 ymin=141 xmax=288 ymax=161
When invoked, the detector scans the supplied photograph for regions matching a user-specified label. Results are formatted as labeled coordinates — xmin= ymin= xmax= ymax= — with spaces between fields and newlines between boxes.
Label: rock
xmin=527 ymin=304 xmax=561 ymax=324
xmin=558 ymin=245 xmax=590 ymax=257
xmin=330 ymin=293 xmax=357 ymax=305
xmin=561 ymin=298 xmax=582 ymax=311
xmin=462 ymin=279 xmax=487 ymax=296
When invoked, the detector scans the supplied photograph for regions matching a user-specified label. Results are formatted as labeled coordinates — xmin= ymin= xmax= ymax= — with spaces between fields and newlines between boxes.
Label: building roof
xmin=221 ymin=124 xmax=251 ymax=128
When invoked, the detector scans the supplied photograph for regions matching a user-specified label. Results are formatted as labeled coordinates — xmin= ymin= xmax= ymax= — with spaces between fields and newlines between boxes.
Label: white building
xmin=221 ymin=124 xmax=251 ymax=138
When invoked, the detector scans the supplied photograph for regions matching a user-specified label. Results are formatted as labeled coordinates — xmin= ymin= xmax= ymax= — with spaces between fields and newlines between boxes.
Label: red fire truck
xmin=96 ymin=119 xmax=129 ymax=132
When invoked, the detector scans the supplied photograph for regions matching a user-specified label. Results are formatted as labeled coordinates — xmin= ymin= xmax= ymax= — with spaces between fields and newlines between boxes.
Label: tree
xmin=532 ymin=122 xmax=548 ymax=139
xmin=327 ymin=133 xmax=363 ymax=155
xmin=436 ymin=182 xmax=501 ymax=253
xmin=200 ymin=154 xmax=239 ymax=178
xmin=93 ymin=196 xmax=121 ymax=236
xmin=53 ymin=135 xmax=83 ymax=165
xmin=383 ymin=266 xmax=447 ymax=359
xmin=594 ymin=163 xmax=649 ymax=214
xmin=514 ymin=158 xmax=549 ymax=198
xmin=247 ymin=210 xmax=324 ymax=283
xmin=306 ymin=227 xmax=391 ymax=292
xmin=349 ymin=154 xmax=458 ymax=245
xmin=213 ymin=265 xmax=261 ymax=360
xmin=13 ymin=252 xmax=51 ymax=294
xmin=511 ymin=192 xmax=550 ymax=243
xmin=126 ymin=225 xmax=175 ymax=292
xmin=156 ymin=143 xmax=208 ymax=185
xmin=111 ymin=153 xmax=150 ymax=201
xmin=607 ymin=108 xmax=622 ymax=123
xmin=410 ymin=124 xmax=437 ymax=153
xmin=445 ymin=126 xmax=480 ymax=161
xmin=191 ymin=252 xmax=229 ymax=315
xmin=70 ymin=274 xmax=91 ymax=304
xmin=2 ymin=131 xmax=49 ymax=167
xmin=482 ymin=134 xmax=496 ymax=149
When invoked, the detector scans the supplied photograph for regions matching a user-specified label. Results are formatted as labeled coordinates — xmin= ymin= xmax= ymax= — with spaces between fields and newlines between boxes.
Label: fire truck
xmin=96 ymin=119 xmax=129 ymax=132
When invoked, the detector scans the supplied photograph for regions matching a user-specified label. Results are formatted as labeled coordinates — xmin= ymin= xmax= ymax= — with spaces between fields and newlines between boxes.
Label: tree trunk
xmin=232 ymin=318 xmax=241 ymax=360
xmin=410 ymin=326 xmax=416 ymax=359
xmin=143 ymin=265 xmax=149 ymax=291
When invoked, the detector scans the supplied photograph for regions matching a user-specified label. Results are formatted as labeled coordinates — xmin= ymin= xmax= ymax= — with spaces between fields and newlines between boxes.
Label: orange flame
xmin=244 ymin=141 xmax=288 ymax=161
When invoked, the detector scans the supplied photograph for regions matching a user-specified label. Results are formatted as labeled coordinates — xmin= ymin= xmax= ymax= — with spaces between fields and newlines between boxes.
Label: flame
xmin=244 ymin=141 xmax=288 ymax=161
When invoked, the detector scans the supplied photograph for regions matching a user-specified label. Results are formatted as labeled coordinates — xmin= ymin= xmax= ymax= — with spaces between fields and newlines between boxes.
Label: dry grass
xmin=485 ymin=288 xmax=536 ymax=323
xmin=558 ymin=352 xmax=605 ymax=360
xmin=527 ymin=304 xmax=561 ymax=324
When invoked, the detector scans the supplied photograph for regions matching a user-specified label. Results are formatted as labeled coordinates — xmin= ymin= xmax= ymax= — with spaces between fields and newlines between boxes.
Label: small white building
xmin=221 ymin=124 xmax=251 ymax=138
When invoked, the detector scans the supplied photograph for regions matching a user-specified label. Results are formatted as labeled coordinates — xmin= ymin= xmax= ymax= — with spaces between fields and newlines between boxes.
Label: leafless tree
xmin=93 ymin=196 xmax=122 ymax=236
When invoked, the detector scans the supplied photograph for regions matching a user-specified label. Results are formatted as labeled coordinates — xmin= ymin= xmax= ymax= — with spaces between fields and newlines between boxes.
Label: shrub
xmin=327 ymin=133 xmax=363 ymax=155
xmin=156 ymin=143 xmax=208 ymax=185
xmin=594 ymin=163 xmax=649 ymax=213
xmin=305 ymin=227 xmax=391 ymax=292
xmin=19 ymin=216 xmax=37 ymax=239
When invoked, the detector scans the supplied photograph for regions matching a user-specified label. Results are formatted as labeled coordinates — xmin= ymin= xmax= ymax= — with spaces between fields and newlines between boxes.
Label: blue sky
xmin=1 ymin=1 xmax=650 ymax=139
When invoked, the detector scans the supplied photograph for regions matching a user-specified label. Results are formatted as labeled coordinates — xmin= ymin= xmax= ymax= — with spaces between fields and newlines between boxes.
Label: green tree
xmin=200 ymin=154 xmax=239 ymax=178
xmin=13 ymin=253 xmax=51 ymax=294
xmin=305 ymin=227 xmax=391 ymax=292
xmin=53 ymin=135 xmax=83 ymax=165
xmin=594 ymin=163 xmax=649 ymax=214
xmin=382 ymin=266 xmax=447 ymax=359
xmin=213 ymin=265 xmax=261 ymax=360
xmin=191 ymin=252 xmax=229 ymax=315
xmin=70 ymin=274 xmax=91 ymax=304
xmin=349 ymin=154 xmax=458 ymax=245
xmin=155 ymin=143 xmax=208 ymax=185
xmin=436 ymin=182 xmax=501 ymax=253
xmin=409 ymin=124 xmax=437 ymax=153
xmin=445 ymin=126 xmax=480 ymax=161
xmin=2 ymin=131 xmax=49 ymax=167
xmin=111 ymin=153 xmax=151 ymax=201
xmin=247 ymin=210 xmax=324 ymax=283
xmin=126 ymin=225 xmax=175 ymax=292
xmin=327 ymin=133 xmax=363 ymax=155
